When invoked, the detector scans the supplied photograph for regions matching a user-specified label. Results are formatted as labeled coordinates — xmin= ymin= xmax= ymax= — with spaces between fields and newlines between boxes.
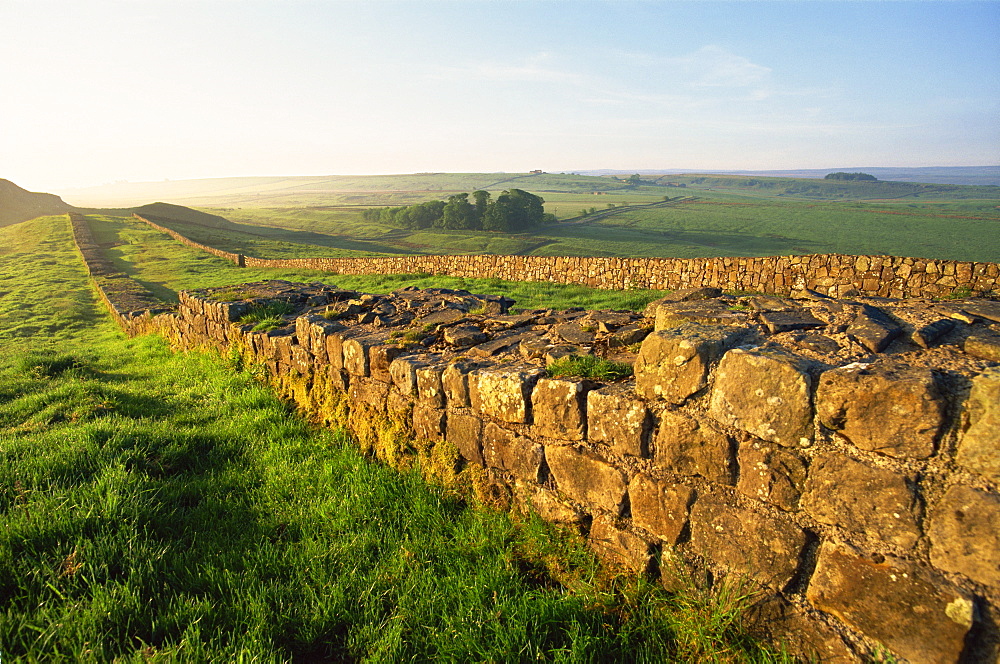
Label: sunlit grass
xmin=0 ymin=214 xmax=792 ymax=661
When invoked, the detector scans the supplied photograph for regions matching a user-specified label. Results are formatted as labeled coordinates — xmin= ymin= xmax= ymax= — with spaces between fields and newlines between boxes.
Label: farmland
xmin=78 ymin=172 xmax=1000 ymax=264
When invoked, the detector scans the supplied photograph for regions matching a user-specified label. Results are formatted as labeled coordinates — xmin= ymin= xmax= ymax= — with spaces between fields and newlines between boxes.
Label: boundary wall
xmin=74 ymin=214 xmax=1000 ymax=663
xmin=132 ymin=213 xmax=1000 ymax=300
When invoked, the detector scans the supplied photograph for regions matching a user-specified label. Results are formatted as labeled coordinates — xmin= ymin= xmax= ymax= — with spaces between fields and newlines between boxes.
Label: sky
xmin=2 ymin=0 xmax=998 ymax=192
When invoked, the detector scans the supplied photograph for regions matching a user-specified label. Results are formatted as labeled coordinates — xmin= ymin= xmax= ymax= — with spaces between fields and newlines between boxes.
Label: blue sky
xmin=2 ymin=0 xmax=998 ymax=191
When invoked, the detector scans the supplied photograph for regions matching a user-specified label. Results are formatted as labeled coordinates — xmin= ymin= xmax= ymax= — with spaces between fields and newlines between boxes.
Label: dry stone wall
xmin=132 ymin=213 xmax=999 ymax=299
xmin=132 ymin=213 xmax=246 ymax=266
xmin=80 ymin=214 xmax=1000 ymax=662
xmin=69 ymin=213 xmax=174 ymax=327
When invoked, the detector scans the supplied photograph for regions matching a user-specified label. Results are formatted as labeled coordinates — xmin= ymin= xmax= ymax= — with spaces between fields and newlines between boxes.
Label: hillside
xmin=0 ymin=179 xmax=74 ymax=227
xmin=61 ymin=170 xmax=1000 ymax=208
xmin=582 ymin=166 xmax=1000 ymax=187
xmin=637 ymin=173 xmax=1000 ymax=200
xmin=61 ymin=173 xmax=623 ymax=208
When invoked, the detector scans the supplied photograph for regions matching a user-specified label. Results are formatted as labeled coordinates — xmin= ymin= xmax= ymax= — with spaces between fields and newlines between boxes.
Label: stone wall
xmin=133 ymin=213 xmax=999 ymax=299
xmin=69 ymin=213 xmax=174 ymax=326
xmin=132 ymin=213 xmax=245 ymax=266
xmin=78 ymin=214 xmax=1000 ymax=662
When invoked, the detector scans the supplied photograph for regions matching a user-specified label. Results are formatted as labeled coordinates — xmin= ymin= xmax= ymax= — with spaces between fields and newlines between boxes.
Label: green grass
xmin=78 ymin=214 xmax=673 ymax=313
xmin=239 ymin=301 xmax=298 ymax=332
xmin=546 ymin=355 xmax=634 ymax=381
xmin=0 ymin=214 xmax=792 ymax=662
xmin=60 ymin=171 xmax=1000 ymax=263
xmin=184 ymin=191 xmax=1000 ymax=262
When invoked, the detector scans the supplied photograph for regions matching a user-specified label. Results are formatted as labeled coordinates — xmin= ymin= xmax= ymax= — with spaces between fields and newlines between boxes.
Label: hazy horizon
xmin=3 ymin=0 xmax=998 ymax=193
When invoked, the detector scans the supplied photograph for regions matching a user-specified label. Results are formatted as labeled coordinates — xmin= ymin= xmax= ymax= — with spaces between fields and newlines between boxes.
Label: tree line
xmin=362 ymin=189 xmax=556 ymax=232
xmin=824 ymin=172 xmax=878 ymax=181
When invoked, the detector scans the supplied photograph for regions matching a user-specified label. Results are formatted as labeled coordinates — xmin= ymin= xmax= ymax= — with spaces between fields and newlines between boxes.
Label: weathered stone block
xmin=389 ymin=356 xmax=425 ymax=396
xmin=654 ymin=300 xmax=747 ymax=328
xmin=369 ymin=344 xmax=404 ymax=383
xmin=289 ymin=344 xmax=314 ymax=377
xmin=807 ymin=542 xmax=974 ymax=664
xmin=634 ymin=324 xmax=747 ymax=403
xmin=689 ymin=497 xmax=806 ymax=591
xmin=847 ymin=304 xmax=902 ymax=353
xmin=802 ymin=453 xmax=921 ymax=550
xmin=654 ymin=410 xmax=734 ymax=484
xmin=759 ymin=310 xmax=825 ymax=334
xmin=709 ymin=347 xmax=814 ymax=448
xmin=446 ymin=411 xmax=483 ymax=466
xmin=736 ymin=439 xmax=807 ymax=511
xmin=964 ymin=329 xmax=1000 ymax=361
xmin=482 ymin=422 xmax=545 ymax=484
xmin=642 ymin=288 xmax=722 ymax=317
xmin=412 ymin=402 xmax=446 ymax=442
xmin=928 ymin=484 xmax=1000 ymax=590
xmin=628 ymin=473 xmax=695 ymax=544
xmin=956 ymin=367 xmax=1000 ymax=483
xmin=444 ymin=324 xmax=487 ymax=348
xmin=546 ymin=445 xmax=628 ymax=513
xmin=743 ymin=595 xmax=856 ymax=664
xmin=386 ymin=387 xmax=412 ymax=425
xmin=587 ymin=387 xmax=651 ymax=457
xmin=347 ymin=377 xmax=389 ymax=414
xmin=271 ymin=333 xmax=295 ymax=367
xmin=442 ymin=361 xmax=477 ymax=408
xmin=589 ymin=515 xmax=653 ymax=572
xmin=342 ymin=337 xmax=372 ymax=376
xmin=532 ymin=378 xmax=589 ymax=440
xmin=816 ymin=363 xmax=945 ymax=459
xmin=324 ymin=330 xmax=349 ymax=371
xmin=416 ymin=363 xmax=445 ymax=408
xmin=911 ymin=318 xmax=955 ymax=348
xmin=470 ymin=366 xmax=544 ymax=424
xmin=523 ymin=486 xmax=583 ymax=526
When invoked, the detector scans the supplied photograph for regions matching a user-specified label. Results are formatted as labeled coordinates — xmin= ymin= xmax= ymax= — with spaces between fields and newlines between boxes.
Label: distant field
xmin=58 ymin=172 xmax=1000 ymax=263
xmin=182 ymin=191 xmax=1000 ymax=262
xmin=82 ymin=214 xmax=667 ymax=312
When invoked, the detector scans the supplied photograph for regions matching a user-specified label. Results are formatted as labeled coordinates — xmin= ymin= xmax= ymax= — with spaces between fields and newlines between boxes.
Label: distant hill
xmin=579 ymin=166 xmax=1000 ymax=187
xmin=633 ymin=173 xmax=1000 ymax=200
xmin=0 ymin=179 xmax=74 ymax=227
xmin=60 ymin=173 xmax=625 ymax=208
xmin=133 ymin=202 xmax=232 ymax=228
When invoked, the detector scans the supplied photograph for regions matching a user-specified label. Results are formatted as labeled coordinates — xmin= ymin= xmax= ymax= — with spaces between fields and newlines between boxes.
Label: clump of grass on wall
xmin=547 ymin=354 xmax=634 ymax=381
xmin=238 ymin=300 xmax=297 ymax=331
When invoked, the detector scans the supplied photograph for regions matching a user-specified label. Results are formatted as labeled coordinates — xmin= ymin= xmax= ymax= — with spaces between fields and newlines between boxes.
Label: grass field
xmin=62 ymin=172 xmax=1000 ymax=264
xmin=189 ymin=190 xmax=1000 ymax=262
xmin=83 ymin=213 xmax=668 ymax=312
xmin=1 ymin=215 xmax=797 ymax=661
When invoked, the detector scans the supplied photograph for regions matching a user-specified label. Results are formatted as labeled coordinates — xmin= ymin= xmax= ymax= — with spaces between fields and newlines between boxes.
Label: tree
xmin=408 ymin=200 xmax=445 ymax=229
xmin=490 ymin=188 xmax=545 ymax=232
xmin=471 ymin=190 xmax=491 ymax=227
xmin=824 ymin=172 xmax=877 ymax=182
xmin=440 ymin=193 xmax=476 ymax=229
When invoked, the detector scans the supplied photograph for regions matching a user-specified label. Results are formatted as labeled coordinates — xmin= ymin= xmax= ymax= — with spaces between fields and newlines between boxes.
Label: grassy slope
xmin=0 ymin=179 xmax=74 ymax=229
xmin=84 ymin=213 xmax=668 ymax=312
xmin=58 ymin=172 xmax=1000 ymax=269
xmin=192 ymin=190 xmax=1000 ymax=262
xmin=1 ymin=216 xmax=792 ymax=661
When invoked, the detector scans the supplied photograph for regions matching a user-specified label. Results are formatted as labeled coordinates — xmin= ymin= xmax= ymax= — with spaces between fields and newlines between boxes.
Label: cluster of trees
xmin=825 ymin=172 xmax=878 ymax=181
xmin=362 ymin=189 xmax=555 ymax=232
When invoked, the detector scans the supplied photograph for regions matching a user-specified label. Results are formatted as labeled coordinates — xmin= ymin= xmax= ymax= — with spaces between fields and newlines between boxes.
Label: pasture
xmin=0 ymin=215 xmax=789 ymax=661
